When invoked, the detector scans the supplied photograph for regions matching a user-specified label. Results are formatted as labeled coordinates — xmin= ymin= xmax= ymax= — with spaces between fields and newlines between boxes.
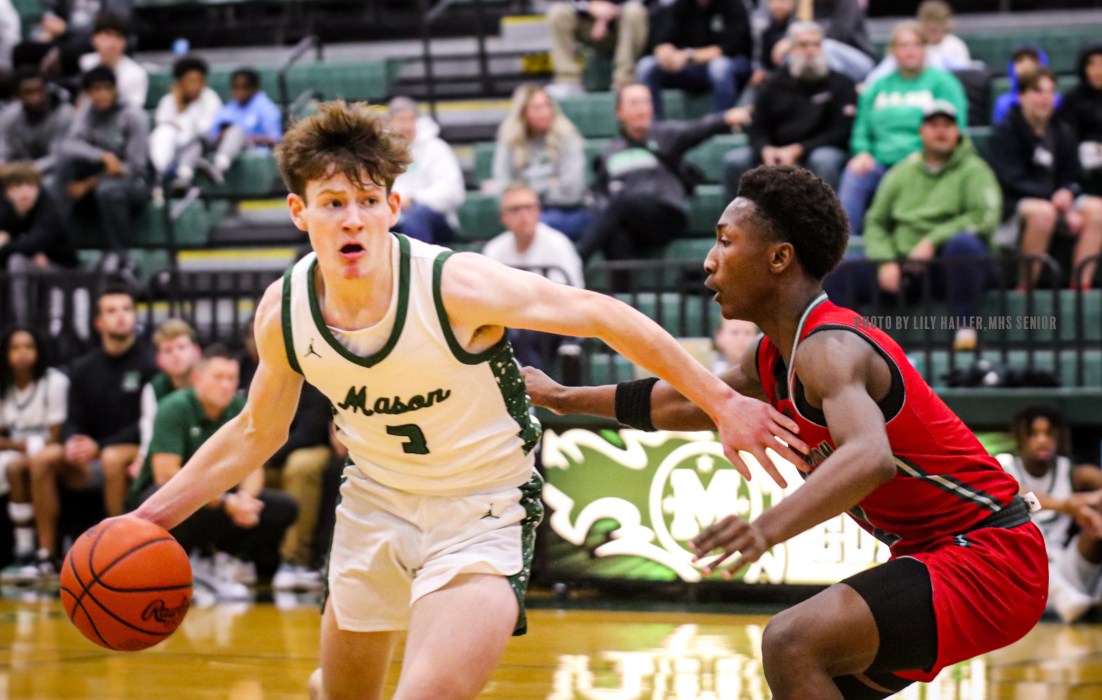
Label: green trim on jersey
xmin=282 ymin=267 xmax=303 ymax=375
xmin=432 ymin=250 xmax=541 ymax=455
xmin=486 ymin=342 xmax=541 ymax=455
xmin=307 ymin=233 xmax=411 ymax=368
xmin=509 ymin=470 xmax=544 ymax=637
xmin=431 ymin=251 xmax=508 ymax=364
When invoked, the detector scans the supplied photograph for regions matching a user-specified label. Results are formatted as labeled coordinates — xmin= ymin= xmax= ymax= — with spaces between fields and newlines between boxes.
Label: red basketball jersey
xmin=757 ymin=294 xmax=1021 ymax=556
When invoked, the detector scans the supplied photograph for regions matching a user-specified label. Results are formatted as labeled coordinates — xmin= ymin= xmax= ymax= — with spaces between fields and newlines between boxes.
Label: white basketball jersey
xmin=282 ymin=233 xmax=540 ymax=496
xmin=1004 ymin=455 xmax=1074 ymax=552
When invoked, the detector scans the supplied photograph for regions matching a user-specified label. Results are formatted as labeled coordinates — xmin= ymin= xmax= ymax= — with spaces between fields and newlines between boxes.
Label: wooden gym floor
xmin=0 ymin=597 xmax=1098 ymax=700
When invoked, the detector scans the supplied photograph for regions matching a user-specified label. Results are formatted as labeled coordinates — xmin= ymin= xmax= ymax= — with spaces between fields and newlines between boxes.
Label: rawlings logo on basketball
xmin=142 ymin=599 xmax=190 ymax=626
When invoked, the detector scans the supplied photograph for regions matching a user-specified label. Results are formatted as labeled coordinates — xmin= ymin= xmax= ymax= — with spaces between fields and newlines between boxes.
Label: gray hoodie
xmin=597 ymin=113 xmax=730 ymax=209
xmin=0 ymin=96 xmax=75 ymax=175
xmin=60 ymin=102 xmax=150 ymax=181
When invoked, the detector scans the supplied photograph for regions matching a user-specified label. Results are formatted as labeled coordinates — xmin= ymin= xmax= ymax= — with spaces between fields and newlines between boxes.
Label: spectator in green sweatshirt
xmin=837 ymin=21 xmax=967 ymax=238
xmin=826 ymin=101 xmax=1000 ymax=351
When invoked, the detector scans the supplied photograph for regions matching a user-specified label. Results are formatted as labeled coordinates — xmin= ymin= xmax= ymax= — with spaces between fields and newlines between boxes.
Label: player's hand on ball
xmin=713 ymin=394 xmax=808 ymax=488
xmin=519 ymin=367 xmax=566 ymax=414
xmin=689 ymin=515 xmax=769 ymax=578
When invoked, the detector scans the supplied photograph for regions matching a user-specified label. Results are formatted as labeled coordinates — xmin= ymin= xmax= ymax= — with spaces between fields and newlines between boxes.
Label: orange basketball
xmin=60 ymin=517 xmax=192 ymax=651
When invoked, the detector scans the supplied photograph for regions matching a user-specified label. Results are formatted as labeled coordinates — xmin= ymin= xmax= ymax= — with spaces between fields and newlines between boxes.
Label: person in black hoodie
xmin=989 ymin=68 xmax=1102 ymax=289
xmin=724 ymin=22 xmax=855 ymax=196
xmin=0 ymin=162 xmax=78 ymax=323
xmin=579 ymin=84 xmax=747 ymax=275
xmin=1060 ymin=43 xmax=1102 ymax=197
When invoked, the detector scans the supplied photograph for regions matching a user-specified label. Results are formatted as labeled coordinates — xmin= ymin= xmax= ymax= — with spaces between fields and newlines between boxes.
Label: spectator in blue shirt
xmin=205 ymin=68 xmax=282 ymax=182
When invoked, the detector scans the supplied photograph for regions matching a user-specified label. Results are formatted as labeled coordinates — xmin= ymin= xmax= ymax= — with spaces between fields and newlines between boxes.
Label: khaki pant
xmin=267 ymin=446 xmax=331 ymax=567
xmin=547 ymin=1 xmax=648 ymax=88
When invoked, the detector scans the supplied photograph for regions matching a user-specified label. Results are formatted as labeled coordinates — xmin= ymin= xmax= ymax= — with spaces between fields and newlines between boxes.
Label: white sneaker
xmin=192 ymin=567 xmax=251 ymax=602
xmin=1052 ymin=584 xmax=1094 ymax=623
xmin=1 ymin=554 xmax=40 ymax=585
xmin=272 ymin=564 xmax=324 ymax=592
xmin=214 ymin=552 xmax=256 ymax=585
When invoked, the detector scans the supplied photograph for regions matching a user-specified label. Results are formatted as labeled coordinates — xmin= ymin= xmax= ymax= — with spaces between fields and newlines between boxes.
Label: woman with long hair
xmin=0 ymin=324 xmax=69 ymax=585
xmin=492 ymin=84 xmax=592 ymax=241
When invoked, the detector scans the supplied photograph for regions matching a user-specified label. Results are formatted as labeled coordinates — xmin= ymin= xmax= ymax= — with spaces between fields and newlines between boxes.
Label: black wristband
xmin=615 ymin=377 xmax=660 ymax=431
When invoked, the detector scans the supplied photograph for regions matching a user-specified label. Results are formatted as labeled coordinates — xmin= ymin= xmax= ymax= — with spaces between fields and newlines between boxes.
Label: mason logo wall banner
xmin=541 ymin=429 xmax=891 ymax=584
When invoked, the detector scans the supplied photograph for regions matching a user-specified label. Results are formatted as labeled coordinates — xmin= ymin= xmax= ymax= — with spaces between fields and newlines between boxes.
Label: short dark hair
xmin=1 ymin=161 xmax=41 ymax=189
xmin=275 ymin=100 xmax=411 ymax=198
xmin=1018 ymin=66 xmax=1056 ymax=94
xmin=14 ymin=66 xmax=44 ymax=91
xmin=736 ymin=165 xmax=849 ymax=281
xmin=93 ymin=11 xmax=129 ymax=37
xmin=173 ymin=55 xmax=209 ymax=80
xmin=231 ymin=67 xmax=260 ymax=90
xmin=1011 ymin=403 xmax=1071 ymax=456
xmin=82 ymin=66 xmax=116 ymax=91
xmin=201 ymin=343 xmax=237 ymax=362
xmin=96 ymin=277 xmax=135 ymax=314
xmin=0 ymin=324 xmax=49 ymax=394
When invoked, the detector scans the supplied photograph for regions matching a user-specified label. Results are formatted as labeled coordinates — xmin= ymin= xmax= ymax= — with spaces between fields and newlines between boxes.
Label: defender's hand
xmin=520 ymin=366 xmax=568 ymax=414
xmin=712 ymin=394 xmax=807 ymax=488
xmin=689 ymin=515 xmax=769 ymax=577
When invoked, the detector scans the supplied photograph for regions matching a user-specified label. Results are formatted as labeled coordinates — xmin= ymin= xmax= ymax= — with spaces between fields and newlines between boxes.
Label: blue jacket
xmin=208 ymin=91 xmax=282 ymax=143
xmin=992 ymin=45 xmax=1061 ymax=124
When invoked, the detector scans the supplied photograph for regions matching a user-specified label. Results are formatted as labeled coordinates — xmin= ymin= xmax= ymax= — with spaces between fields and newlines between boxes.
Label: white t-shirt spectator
xmin=0 ymin=368 xmax=69 ymax=490
xmin=79 ymin=53 xmax=150 ymax=111
xmin=154 ymin=86 xmax=222 ymax=143
xmin=482 ymin=222 xmax=584 ymax=288
xmin=391 ymin=116 xmax=465 ymax=229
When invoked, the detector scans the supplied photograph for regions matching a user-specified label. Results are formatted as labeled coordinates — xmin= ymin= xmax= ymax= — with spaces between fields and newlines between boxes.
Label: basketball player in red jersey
xmin=522 ymin=165 xmax=1049 ymax=699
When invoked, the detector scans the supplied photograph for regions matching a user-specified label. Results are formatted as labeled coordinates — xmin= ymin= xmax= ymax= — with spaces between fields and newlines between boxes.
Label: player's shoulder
xmin=794 ymin=329 xmax=884 ymax=390
xmin=402 ymin=234 xmax=450 ymax=263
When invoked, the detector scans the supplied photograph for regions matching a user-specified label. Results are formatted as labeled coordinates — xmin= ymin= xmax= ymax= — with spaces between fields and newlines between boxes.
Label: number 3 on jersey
xmin=386 ymin=424 xmax=430 ymax=455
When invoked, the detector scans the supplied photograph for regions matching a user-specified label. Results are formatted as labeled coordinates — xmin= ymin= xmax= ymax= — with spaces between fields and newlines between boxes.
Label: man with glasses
xmin=723 ymin=21 xmax=856 ymax=196
xmin=482 ymin=183 xmax=584 ymax=368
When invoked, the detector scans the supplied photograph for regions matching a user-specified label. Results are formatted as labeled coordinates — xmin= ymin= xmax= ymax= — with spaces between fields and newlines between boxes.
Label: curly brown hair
xmin=275 ymin=100 xmax=412 ymax=199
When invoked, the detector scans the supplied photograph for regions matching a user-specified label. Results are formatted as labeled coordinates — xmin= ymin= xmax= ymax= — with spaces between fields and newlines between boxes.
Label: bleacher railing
xmin=1 ymin=255 xmax=1098 ymax=391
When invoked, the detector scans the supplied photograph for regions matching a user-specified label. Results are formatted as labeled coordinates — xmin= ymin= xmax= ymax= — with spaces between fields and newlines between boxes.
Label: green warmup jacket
xmin=850 ymin=67 xmax=968 ymax=166
xmin=863 ymin=136 xmax=1002 ymax=262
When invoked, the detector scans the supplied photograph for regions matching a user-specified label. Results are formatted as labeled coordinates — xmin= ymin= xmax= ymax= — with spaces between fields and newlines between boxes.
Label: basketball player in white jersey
xmin=124 ymin=101 xmax=808 ymax=700
xmin=1003 ymin=404 xmax=1102 ymax=623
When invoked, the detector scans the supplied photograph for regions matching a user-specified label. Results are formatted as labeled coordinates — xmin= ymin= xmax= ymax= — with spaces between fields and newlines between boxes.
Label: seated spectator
xmin=635 ymin=0 xmax=753 ymax=121
xmin=134 ymin=319 xmax=201 ymax=477
xmin=150 ymin=56 xmax=222 ymax=191
xmin=267 ymin=382 xmax=331 ymax=592
xmin=711 ymin=318 xmax=758 ymax=374
xmin=580 ymin=84 xmax=746 ymax=285
xmin=989 ymin=68 xmax=1102 ymax=289
xmin=13 ymin=0 xmax=125 ymax=77
xmin=723 ymin=21 xmax=855 ymax=196
xmin=56 ymin=66 xmax=150 ymax=262
xmin=0 ymin=162 xmax=78 ymax=322
xmin=864 ymin=1 xmax=972 ymax=86
xmin=1002 ymin=404 xmax=1102 ymax=623
xmin=483 ymin=184 xmax=584 ymax=369
xmin=1060 ymin=43 xmax=1102 ymax=197
xmin=546 ymin=0 xmax=648 ymax=92
xmin=77 ymin=13 xmax=146 ymax=111
xmin=126 ymin=345 xmax=297 ymax=598
xmin=993 ymin=46 xmax=1058 ymax=125
xmin=0 ymin=67 xmax=75 ymax=178
xmin=388 ymin=97 xmax=464 ymax=245
xmin=837 ymin=21 xmax=967 ymax=238
xmin=768 ymin=0 xmax=874 ymax=84
xmin=484 ymin=183 xmax=584 ymax=288
xmin=751 ymin=0 xmax=797 ymax=85
xmin=826 ymin=101 xmax=1001 ymax=351
xmin=0 ymin=0 xmax=18 ymax=71
xmin=0 ymin=325 xmax=68 ymax=585
xmin=30 ymin=281 xmax=158 ymax=575
xmin=205 ymin=68 xmax=283 ymax=182
xmin=492 ymin=85 xmax=591 ymax=241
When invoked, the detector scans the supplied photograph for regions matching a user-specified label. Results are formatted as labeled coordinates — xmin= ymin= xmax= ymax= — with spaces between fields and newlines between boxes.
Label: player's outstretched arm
xmin=132 ymin=281 xmax=303 ymax=531
xmin=522 ymin=336 xmax=768 ymax=430
xmin=439 ymin=253 xmax=806 ymax=484
xmin=689 ymin=330 xmax=897 ymax=576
